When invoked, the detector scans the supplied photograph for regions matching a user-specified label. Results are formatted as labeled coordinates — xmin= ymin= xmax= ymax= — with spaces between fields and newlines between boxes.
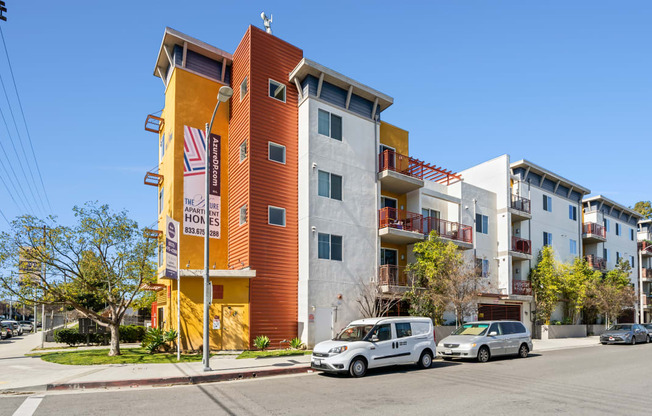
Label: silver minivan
xmin=437 ymin=320 xmax=533 ymax=363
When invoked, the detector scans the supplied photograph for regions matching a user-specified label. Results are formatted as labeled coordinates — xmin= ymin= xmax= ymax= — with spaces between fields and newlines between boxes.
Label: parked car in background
xmin=438 ymin=321 xmax=533 ymax=363
xmin=18 ymin=321 xmax=34 ymax=332
xmin=311 ymin=317 xmax=437 ymax=377
xmin=1 ymin=320 xmax=23 ymax=336
xmin=642 ymin=324 xmax=652 ymax=343
xmin=1 ymin=322 xmax=13 ymax=339
xmin=601 ymin=324 xmax=649 ymax=345
xmin=0 ymin=323 xmax=7 ymax=339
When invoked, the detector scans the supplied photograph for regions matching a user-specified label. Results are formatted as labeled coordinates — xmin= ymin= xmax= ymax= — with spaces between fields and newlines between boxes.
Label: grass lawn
xmin=237 ymin=350 xmax=312 ymax=360
xmin=32 ymin=348 xmax=204 ymax=365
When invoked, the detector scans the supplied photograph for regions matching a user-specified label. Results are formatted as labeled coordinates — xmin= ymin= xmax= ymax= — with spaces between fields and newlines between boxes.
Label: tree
xmin=355 ymin=277 xmax=401 ymax=318
xmin=530 ymin=246 xmax=563 ymax=324
xmin=405 ymin=232 xmax=487 ymax=325
xmin=633 ymin=201 xmax=652 ymax=219
xmin=585 ymin=259 xmax=637 ymax=327
xmin=0 ymin=203 xmax=157 ymax=356
xmin=559 ymin=257 xmax=601 ymax=324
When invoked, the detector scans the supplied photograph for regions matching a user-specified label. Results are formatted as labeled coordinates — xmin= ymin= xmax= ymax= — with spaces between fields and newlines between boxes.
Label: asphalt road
xmin=2 ymin=343 xmax=651 ymax=416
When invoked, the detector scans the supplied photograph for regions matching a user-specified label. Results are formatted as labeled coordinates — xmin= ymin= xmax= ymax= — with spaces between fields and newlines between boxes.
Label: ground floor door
xmin=221 ymin=305 xmax=248 ymax=350
xmin=478 ymin=303 xmax=521 ymax=321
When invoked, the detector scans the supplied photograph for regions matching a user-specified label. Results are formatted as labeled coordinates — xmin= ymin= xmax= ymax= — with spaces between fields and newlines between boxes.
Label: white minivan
xmin=311 ymin=317 xmax=436 ymax=377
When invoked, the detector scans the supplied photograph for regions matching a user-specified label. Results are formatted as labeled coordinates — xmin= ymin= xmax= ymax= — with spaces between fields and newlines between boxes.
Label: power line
xmin=0 ymin=26 xmax=52 ymax=213
xmin=0 ymin=142 xmax=32 ymax=215
xmin=0 ymin=169 xmax=25 ymax=215
xmin=0 ymin=205 xmax=10 ymax=227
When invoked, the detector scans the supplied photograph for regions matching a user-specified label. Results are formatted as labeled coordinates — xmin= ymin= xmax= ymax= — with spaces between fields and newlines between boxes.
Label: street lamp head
xmin=217 ymin=86 xmax=234 ymax=103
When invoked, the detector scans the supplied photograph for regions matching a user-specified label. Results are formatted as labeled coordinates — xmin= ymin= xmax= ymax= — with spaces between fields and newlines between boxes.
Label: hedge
xmin=53 ymin=325 xmax=147 ymax=347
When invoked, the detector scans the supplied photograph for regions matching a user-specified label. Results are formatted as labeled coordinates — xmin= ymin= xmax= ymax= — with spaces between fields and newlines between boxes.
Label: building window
xmin=318 ymin=109 xmax=342 ymax=141
xmin=604 ymin=248 xmax=609 ymax=262
xmin=630 ymin=228 xmax=635 ymax=241
xmin=239 ymin=140 xmax=247 ymax=162
xmin=318 ymin=170 xmax=342 ymax=200
xmin=569 ymin=205 xmax=577 ymax=221
xmin=570 ymin=239 xmax=577 ymax=255
xmin=630 ymin=255 xmax=635 ymax=268
xmin=543 ymin=232 xmax=553 ymax=246
xmin=239 ymin=204 xmax=247 ymax=225
xmin=268 ymin=206 xmax=286 ymax=227
xmin=616 ymin=252 xmax=621 ymax=263
xmin=158 ymin=245 xmax=163 ymax=267
xmin=268 ymin=142 xmax=286 ymax=164
xmin=476 ymin=214 xmax=488 ymax=235
xmin=318 ymin=233 xmax=342 ymax=261
xmin=543 ymin=195 xmax=552 ymax=212
xmin=604 ymin=218 xmax=610 ymax=232
xmin=159 ymin=187 xmax=164 ymax=215
xmin=476 ymin=258 xmax=489 ymax=278
xmin=615 ymin=223 xmax=621 ymax=236
xmin=240 ymin=76 xmax=248 ymax=100
xmin=268 ymin=79 xmax=286 ymax=102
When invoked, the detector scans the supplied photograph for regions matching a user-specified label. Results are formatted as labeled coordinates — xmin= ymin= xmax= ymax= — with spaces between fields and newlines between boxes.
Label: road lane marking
xmin=12 ymin=395 xmax=44 ymax=416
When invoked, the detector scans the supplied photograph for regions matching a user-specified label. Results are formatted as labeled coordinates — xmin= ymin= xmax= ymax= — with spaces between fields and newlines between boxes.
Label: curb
xmin=45 ymin=365 xmax=311 ymax=391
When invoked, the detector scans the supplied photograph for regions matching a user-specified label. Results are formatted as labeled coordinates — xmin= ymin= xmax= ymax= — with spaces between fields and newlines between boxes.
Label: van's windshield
xmin=335 ymin=324 xmax=375 ymax=341
xmin=451 ymin=324 xmax=489 ymax=336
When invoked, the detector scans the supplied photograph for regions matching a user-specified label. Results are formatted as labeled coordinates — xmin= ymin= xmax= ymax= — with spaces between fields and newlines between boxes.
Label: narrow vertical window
xmin=318 ymin=170 xmax=330 ymax=197
xmin=239 ymin=140 xmax=247 ymax=162
xmin=331 ymin=235 xmax=343 ymax=261
xmin=239 ymin=204 xmax=247 ymax=225
xmin=318 ymin=233 xmax=330 ymax=259
xmin=240 ymin=76 xmax=248 ymax=100
xmin=318 ymin=109 xmax=330 ymax=136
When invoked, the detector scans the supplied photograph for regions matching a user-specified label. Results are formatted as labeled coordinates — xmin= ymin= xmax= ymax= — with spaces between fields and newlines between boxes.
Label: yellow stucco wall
xmin=155 ymin=67 xmax=250 ymax=351
xmin=380 ymin=121 xmax=409 ymax=155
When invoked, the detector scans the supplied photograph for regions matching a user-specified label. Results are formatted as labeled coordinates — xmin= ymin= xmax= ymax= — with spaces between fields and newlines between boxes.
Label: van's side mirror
xmin=488 ymin=331 xmax=498 ymax=337
xmin=370 ymin=335 xmax=379 ymax=342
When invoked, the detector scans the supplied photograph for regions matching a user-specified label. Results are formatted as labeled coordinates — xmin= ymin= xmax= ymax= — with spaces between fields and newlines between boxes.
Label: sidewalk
xmin=532 ymin=336 xmax=601 ymax=352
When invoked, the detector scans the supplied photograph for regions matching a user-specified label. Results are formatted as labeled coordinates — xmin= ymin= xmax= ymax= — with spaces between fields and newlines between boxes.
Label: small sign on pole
xmin=165 ymin=216 xmax=179 ymax=280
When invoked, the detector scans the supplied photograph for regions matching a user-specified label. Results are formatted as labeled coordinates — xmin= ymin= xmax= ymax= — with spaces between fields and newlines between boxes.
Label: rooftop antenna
xmin=260 ymin=12 xmax=272 ymax=34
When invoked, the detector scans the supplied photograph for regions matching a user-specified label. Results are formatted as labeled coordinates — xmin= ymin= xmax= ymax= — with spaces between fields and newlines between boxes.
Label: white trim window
xmin=543 ymin=195 xmax=552 ymax=212
xmin=239 ymin=140 xmax=247 ymax=162
xmin=569 ymin=205 xmax=577 ymax=221
xmin=475 ymin=214 xmax=488 ymax=235
xmin=570 ymin=239 xmax=577 ymax=255
xmin=268 ymin=206 xmax=286 ymax=227
xmin=268 ymin=142 xmax=286 ymax=164
xmin=543 ymin=231 xmax=553 ymax=246
xmin=318 ymin=170 xmax=342 ymax=200
xmin=318 ymin=233 xmax=342 ymax=261
xmin=615 ymin=223 xmax=621 ymax=236
xmin=318 ymin=109 xmax=342 ymax=141
xmin=239 ymin=204 xmax=247 ymax=225
xmin=268 ymin=79 xmax=286 ymax=102
xmin=240 ymin=76 xmax=248 ymax=101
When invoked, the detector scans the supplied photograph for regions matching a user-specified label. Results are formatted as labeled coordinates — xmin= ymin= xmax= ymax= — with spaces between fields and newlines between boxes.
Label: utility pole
xmin=41 ymin=225 xmax=46 ymax=348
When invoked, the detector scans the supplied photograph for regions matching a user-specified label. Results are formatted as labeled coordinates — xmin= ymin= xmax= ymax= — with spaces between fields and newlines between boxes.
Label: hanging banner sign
xmin=183 ymin=125 xmax=221 ymax=239
xmin=165 ymin=216 xmax=179 ymax=280
xmin=18 ymin=247 xmax=40 ymax=285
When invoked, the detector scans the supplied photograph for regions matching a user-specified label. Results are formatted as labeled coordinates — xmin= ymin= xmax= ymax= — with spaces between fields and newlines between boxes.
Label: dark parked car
xmin=1 ymin=322 xmax=13 ymax=339
xmin=642 ymin=324 xmax=652 ymax=343
xmin=600 ymin=324 xmax=649 ymax=345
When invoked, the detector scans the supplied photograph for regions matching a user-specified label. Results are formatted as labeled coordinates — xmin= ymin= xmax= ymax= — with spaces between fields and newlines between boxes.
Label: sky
xmin=0 ymin=0 xmax=650 ymax=231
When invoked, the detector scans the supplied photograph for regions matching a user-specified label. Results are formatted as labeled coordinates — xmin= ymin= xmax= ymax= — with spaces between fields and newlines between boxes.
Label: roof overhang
xmin=510 ymin=159 xmax=590 ymax=195
xmin=178 ymin=268 xmax=256 ymax=278
xmin=289 ymin=58 xmax=393 ymax=112
xmin=583 ymin=195 xmax=644 ymax=219
xmin=153 ymin=27 xmax=233 ymax=79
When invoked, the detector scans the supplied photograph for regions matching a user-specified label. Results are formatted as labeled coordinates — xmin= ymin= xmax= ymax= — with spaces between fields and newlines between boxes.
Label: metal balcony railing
xmin=640 ymin=241 xmax=652 ymax=254
xmin=378 ymin=149 xmax=462 ymax=185
xmin=378 ymin=207 xmax=424 ymax=233
xmin=379 ymin=265 xmax=410 ymax=287
xmin=512 ymin=280 xmax=532 ymax=296
xmin=511 ymin=236 xmax=531 ymax=255
xmin=423 ymin=217 xmax=473 ymax=244
xmin=584 ymin=255 xmax=607 ymax=271
xmin=642 ymin=268 xmax=652 ymax=279
xmin=510 ymin=195 xmax=531 ymax=214
xmin=583 ymin=222 xmax=606 ymax=238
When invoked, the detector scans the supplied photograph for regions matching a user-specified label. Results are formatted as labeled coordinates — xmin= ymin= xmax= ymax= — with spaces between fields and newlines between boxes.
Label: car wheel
xmin=518 ymin=344 xmax=529 ymax=358
xmin=477 ymin=346 xmax=490 ymax=363
xmin=442 ymin=357 xmax=453 ymax=361
xmin=632 ymin=336 xmax=636 ymax=345
xmin=418 ymin=350 xmax=433 ymax=369
xmin=601 ymin=342 xmax=607 ymax=345
xmin=647 ymin=335 xmax=651 ymax=344
xmin=349 ymin=357 xmax=367 ymax=378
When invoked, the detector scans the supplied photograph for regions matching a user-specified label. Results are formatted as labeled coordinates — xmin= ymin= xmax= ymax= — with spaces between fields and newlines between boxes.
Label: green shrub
xmin=254 ymin=335 xmax=270 ymax=351
xmin=119 ymin=325 xmax=147 ymax=343
xmin=54 ymin=328 xmax=85 ymax=346
xmin=289 ymin=337 xmax=304 ymax=350
xmin=141 ymin=328 xmax=177 ymax=354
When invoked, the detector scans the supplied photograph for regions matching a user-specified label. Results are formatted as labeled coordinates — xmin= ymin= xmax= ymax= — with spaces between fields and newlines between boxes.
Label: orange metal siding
xmin=229 ymin=26 xmax=303 ymax=346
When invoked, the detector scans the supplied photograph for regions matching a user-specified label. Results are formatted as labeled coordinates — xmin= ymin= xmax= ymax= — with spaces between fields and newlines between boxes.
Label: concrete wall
xmin=545 ymin=324 xmax=587 ymax=339
xmin=298 ymin=97 xmax=378 ymax=347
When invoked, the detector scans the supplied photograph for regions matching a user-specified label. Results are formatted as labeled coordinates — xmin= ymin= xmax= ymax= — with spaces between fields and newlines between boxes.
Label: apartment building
xmin=638 ymin=219 xmax=652 ymax=322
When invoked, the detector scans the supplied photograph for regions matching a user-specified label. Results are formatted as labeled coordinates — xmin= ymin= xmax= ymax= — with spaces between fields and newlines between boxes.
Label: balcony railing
xmin=511 ymin=195 xmax=531 ymax=214
xmin=513 ymin=280 xmax=532 ymax=296
xmin=584 ymin=255 xmax=607 ymax=271
xmin=424 ymin=217 xmax=473 ymax=244
xmin=378 ymin=149 xmax=461 ymax=185
xmin=643 ymin=268 xmax=652 ymax=279
xmin=640 ymin=241 xmax=652 ymax=254
xmin=379 ymin=265 xmax=410 ymax=287
xmin=583 ymin=222 xmax=606 ymax=239
xmin=511 ymin=236 xmax=531 ymax=255
xmin=378 ymin=207 xmax=424 ymax=234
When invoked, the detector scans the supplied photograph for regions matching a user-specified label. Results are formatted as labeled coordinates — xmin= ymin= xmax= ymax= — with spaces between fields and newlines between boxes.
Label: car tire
xmin=477 ymin=346 xmax=490 ymax=363
xmin=601 ymin=342 xmax=607 ymax=345
xmin=418 ymin=350 xmax=433 ymax=369
xmin=518 ymin=344 xmax=529 ymax=358
xmin=632 ymin=336 xmax=636 ymax=345
xmin=647 ymin=335 xmax=651 ymax=344
xmin=349 ymin=357 xmax=367 ymax=378
xmin=442 ymin=357 xmax=453 ymax=361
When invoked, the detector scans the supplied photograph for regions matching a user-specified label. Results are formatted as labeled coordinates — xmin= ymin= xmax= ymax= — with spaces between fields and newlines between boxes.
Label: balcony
xmin=424 ymin=217 xmax=473 ymax=249
xmin=144 ymin=171 xmax=163 ymax=187
xmin=512 ymin=280 xmax=532 ymax=296
xmin=509 ymin=195 xmax=532 ymax=221
xmin=377 ymin=150 xmax=461 ymax=194
xmin=584 ymin=255 xmax=606 ymax=271
xmin=145 ymin=114 xmax=164 ymax=134
xmin=640 ymin=241 xmax=652 ymax=257
xmin=583 ymin=222 xmax=606 ymax=242
xmin=378 ymin=207 xmax=425 ymax=244
xmin=642 ymin=268 xmax=652 ymax=282
xmin=379 ymin=265 xmax=411 ymax=293
xmin=510 ymin=236 xmax=532 ymax=259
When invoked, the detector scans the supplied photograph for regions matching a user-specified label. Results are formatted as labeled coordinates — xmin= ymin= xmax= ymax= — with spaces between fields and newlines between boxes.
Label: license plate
xmin=445 ymin=349 xmax=452 ymax=354
xmin=314 ymin=359 xmax=321 ymax=366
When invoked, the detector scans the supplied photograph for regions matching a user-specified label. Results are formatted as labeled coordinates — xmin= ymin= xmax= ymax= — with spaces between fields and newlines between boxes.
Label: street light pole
xmin=202 ymin=85 xmax=233 ymax=372
xmin=639 ymin=247 xmax=644 ymax=324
